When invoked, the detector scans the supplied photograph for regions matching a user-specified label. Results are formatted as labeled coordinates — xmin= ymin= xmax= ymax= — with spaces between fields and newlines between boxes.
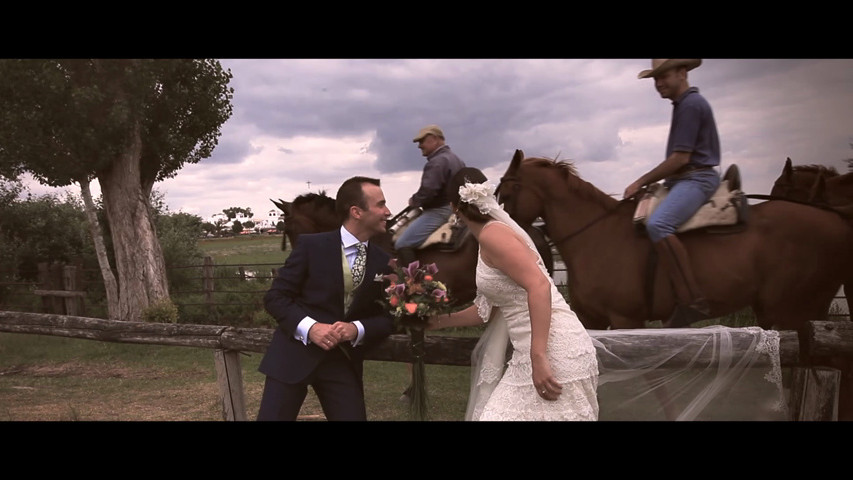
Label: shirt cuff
xmin=295 ymin=317 xmax=316 ymax=345
xmin=352 ymin=320 xmax=365 ymax=346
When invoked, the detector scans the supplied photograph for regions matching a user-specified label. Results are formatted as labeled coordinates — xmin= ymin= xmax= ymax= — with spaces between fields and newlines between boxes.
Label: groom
xmin=257 ymin=176 xmax=395 ymax=421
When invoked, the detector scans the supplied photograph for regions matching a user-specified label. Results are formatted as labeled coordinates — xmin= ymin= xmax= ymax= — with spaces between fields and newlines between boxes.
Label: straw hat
xmin=637 ymin=59 xmax=702 ymax=79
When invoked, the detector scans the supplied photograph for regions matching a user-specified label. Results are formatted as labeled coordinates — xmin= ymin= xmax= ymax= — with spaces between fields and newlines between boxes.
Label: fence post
xmin=790 ymin=366 xmax=841 ymax=421
xmin=62 ymin=265 xmax=83 ymax=316
xmin=203 ymin=256 xmax=214 ymax=321
xmin=214 ymin=349 xmax=248 ymax=421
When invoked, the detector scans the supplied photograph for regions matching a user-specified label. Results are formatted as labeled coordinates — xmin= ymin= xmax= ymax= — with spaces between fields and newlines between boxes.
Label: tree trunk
xmin=97 ymin=120 xmax=169 ymax=321
xmin=79 ymin=178 xmax=120 ymax=320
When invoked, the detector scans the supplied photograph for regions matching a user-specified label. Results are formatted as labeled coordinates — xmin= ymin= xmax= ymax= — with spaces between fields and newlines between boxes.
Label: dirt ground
xmin=0 ymin=361 xmax=271 ymax=421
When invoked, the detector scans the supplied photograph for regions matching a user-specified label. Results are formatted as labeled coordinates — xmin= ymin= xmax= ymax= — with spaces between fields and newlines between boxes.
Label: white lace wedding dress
xmin=468 ymin=221 xmax=599 ymax=421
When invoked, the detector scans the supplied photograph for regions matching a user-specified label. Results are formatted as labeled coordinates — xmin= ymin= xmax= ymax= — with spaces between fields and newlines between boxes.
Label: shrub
xmin=141 ymin=298 xmax=179 ymax=323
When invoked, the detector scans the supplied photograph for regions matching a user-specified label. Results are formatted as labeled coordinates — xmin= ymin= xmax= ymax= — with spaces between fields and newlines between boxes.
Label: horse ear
xmin=783 ymin=157 xmax=793 ymax=178
xmin=511 ymin=149 xmax=524 ymax=170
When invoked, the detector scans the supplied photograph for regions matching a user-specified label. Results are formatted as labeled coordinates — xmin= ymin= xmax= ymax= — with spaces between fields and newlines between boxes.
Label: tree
xmin=222 ymin=207 xmax=253 ymax=219
xmin=231 ymin=220 xmax=244 ymax=235
xmin=0 ymin=59 xmax=234 ymax=321
xmin=201 ymin=222 xmax=217 ymax=237
xmin=0 ymin=183 xmax=90 ymax=285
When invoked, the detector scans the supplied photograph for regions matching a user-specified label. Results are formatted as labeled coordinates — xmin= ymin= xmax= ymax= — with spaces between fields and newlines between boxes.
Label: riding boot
xmin=396 ymin=247 xmax=418 ymax=270
xmin=654 ymin=234 xmax=712 ymax=328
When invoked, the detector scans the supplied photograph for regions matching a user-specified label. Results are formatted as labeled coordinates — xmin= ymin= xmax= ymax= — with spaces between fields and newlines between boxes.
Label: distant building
xmin=207 ymin=209 xmax=283 ymax=233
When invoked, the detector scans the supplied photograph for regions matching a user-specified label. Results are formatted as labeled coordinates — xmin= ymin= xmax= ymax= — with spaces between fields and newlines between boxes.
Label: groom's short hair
xmin=336 ymin=176 xmax=381 ymax=222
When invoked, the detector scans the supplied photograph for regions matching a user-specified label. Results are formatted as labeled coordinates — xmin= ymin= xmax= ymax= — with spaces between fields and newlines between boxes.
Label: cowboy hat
xmin=637 ymin=59 xmax=702 ymax=79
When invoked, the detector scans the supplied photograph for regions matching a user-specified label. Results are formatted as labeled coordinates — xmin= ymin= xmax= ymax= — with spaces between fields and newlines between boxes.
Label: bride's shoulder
xmin=480 ymin=221 xmax=523 ymax=246
xmin=482 ymin=220 xmax=512 ymax=232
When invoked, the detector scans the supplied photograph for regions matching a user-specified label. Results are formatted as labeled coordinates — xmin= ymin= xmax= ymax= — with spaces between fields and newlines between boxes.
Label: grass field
xmin=0 ymin=234 xmax=473 ymax=421
xmin=0 ymin=332 xmax=472 ymax=421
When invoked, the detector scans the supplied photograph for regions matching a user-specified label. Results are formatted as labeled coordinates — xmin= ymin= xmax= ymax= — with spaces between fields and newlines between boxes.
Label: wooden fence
xmin=4 ymin=257 xmax=848 ymax=321
xmin=1 ymin=311 xmax=851 ymax=421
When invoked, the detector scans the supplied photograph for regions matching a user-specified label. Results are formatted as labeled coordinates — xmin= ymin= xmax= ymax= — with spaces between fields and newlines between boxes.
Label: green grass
xmin=0 ymin=332 xmax=472 ymax=421
xmin=197 ymin=234 xmax=287 ymax=266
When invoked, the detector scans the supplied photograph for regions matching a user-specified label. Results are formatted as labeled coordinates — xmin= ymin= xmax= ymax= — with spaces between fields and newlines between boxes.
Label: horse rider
xmin=623 ymin=59 xmax=721 ymax=328
xmin=394 ymin=124 xmax=466 ymax=269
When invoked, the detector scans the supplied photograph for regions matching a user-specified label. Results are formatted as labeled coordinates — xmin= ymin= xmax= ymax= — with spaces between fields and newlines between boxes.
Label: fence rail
xmin=3 ymin=257 xmax=849 ymax=321
xmin=2 ymin=311 xmax=852 ymax=421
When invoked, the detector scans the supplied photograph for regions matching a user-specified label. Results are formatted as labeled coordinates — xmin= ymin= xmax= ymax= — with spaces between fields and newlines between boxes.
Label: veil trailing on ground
xmin=593 ymin=326 xmax=787 ymax=420
xmin=462 ymin=183 xmax=788 ymax=421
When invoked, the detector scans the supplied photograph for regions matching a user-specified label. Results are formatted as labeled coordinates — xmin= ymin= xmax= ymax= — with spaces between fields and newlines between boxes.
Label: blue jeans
xmin=646 ymin=169 xmax=720 ymax=243
xmin=394 ymin=205 xmax=453 ymax=249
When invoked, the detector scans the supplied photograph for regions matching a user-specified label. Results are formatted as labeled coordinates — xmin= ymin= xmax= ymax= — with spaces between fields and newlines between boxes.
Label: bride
xmin=427 ymin=167 xmax=599 ymax=421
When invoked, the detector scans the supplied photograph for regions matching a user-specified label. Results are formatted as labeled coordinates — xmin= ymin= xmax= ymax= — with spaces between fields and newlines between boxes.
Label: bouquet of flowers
xmin=382 ymin=259 xmax=454 ymax=328
xmin=380 ymin=259 xmax=454 ymax=420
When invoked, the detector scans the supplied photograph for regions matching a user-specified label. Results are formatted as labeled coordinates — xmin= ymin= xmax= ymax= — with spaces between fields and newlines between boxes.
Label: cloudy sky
xmin=20 ymin=58 xmax=853 ymax=221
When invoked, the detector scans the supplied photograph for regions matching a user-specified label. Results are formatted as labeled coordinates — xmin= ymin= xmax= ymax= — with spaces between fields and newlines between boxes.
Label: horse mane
xmin=523 ymin=156 xmax=617 ymax=209
xmin=291 ymin=190 xmax=335 ymax=209
xmin=792 ymin=164 xmax=840 ymax=178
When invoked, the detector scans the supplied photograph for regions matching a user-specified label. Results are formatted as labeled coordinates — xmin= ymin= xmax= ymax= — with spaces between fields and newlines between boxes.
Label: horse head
xmin=274 ymin=192 xmax=339 ymax=251
xmin=497 ymin=149 xmax=619 ymax=237
xmin=770 ymin=157 xmax=838 ymax=204
xmin=497 ymin=149 xmax=547 ymax=227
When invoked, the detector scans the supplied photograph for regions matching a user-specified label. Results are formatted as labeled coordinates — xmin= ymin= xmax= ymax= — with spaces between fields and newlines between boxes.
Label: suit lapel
xmin=327 ymin=230 xmax=346 ymax=301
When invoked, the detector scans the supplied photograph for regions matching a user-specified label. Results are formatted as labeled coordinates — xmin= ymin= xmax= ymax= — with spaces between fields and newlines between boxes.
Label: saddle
xmin=387 ymin=207 xmax=469 ymax=251
xmin=633 ymin=164 xmax=748 ymax=233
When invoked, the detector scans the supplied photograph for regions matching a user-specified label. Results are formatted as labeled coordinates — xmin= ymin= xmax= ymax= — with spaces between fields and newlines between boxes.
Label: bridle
xmin=497 ymin=173 xmax=628 ymax=249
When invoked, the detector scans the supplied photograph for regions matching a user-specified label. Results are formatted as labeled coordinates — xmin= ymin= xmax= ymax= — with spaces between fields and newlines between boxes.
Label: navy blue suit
xmin=257 ymin=229 xmax=394 ymax=421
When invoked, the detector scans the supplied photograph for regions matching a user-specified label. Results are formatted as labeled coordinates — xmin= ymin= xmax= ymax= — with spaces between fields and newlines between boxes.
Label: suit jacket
xmin=259 ymin=229 xmax=394 ymax=384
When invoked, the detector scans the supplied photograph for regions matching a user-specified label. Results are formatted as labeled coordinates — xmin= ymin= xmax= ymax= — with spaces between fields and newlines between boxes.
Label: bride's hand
xmin=532 ymin=356 xmax=562 ymax=401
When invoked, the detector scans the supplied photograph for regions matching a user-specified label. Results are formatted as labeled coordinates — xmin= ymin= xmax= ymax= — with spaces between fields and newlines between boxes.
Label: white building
xmin=207 ymin=209 xmax=283 ymax=233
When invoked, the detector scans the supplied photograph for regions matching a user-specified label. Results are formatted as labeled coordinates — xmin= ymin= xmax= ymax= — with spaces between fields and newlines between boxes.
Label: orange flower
xmin=380 ymin=260 xmax=453 ymax=328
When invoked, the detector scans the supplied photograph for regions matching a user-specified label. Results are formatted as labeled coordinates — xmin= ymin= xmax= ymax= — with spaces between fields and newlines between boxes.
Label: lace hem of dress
xmin=751 ymin=327 xmax=786 ymax=412
xmin=478 ymin=374 xmax=599 ymax=421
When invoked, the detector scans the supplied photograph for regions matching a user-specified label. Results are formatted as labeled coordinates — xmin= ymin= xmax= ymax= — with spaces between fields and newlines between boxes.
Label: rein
xmin=547 ymin=201 xmax=627 ymax=248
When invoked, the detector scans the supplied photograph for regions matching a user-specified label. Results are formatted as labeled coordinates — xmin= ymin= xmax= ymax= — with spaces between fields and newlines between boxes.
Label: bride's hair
xmin=447 ymin=167 xmax=492 ymax=223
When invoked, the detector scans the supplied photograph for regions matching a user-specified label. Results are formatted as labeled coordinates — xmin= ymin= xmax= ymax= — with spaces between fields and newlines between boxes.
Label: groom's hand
xmin=332 ymin=321 xmax=357 ymax=342
xmin=309 ymin=323 xmax=342 ymax=350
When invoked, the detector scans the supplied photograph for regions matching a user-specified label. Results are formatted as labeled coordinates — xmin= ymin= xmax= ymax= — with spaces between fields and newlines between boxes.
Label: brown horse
xmin=770 ymin=157 xmax=853 ymax=218
xmin=270 ymin=191 xmax=555 ymax=306
xmin=272 ymin=193 xmax=338 ymax=252
xmin=496 ymin=149 xmax=853 ymax=332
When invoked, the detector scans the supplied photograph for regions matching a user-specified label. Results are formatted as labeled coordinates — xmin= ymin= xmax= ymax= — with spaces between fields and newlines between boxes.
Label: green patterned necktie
xmin=352 ymin=242 xmax=366 ymax=287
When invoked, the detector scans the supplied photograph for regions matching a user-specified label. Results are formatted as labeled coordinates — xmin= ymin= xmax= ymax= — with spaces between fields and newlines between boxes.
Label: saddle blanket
xmin=633 ymin=179 xmax=746 ymax=232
